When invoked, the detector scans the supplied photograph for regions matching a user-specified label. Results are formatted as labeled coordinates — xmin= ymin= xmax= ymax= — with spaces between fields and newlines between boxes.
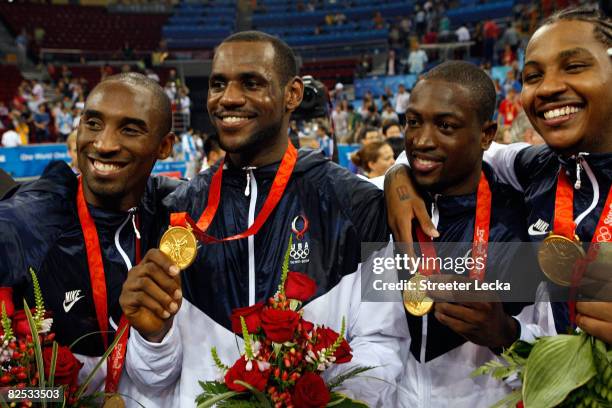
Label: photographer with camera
xmin=120 ymin=31 xmax=408 ymax=407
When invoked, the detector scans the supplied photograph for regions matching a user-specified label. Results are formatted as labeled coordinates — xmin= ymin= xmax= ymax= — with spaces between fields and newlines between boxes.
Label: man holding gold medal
xmin=385 ymin=4 xmax=612 ymax=352
xmin=383 ymin=61 xmax=555 ymax=407
xmin=0 ymin=72 xmax=178 ymax=399
xmin=119 ymin=31 xmax=408 ymax=407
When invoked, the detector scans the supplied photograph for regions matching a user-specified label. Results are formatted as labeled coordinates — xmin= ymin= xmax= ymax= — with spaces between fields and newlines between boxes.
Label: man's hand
xmin=433 ymin=301 xmax=519 ymax=349
xmin=384 ymin=164 xmax=438 ymax=245
xmin=576 ymin=302 xmax=612 ymax=344
xmin=119 ymin=249 xmax=182 ymax=343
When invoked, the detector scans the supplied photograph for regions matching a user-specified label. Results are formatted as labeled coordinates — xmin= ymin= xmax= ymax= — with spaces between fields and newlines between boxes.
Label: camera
xmin=292 ymin=75 xmax=329 ymax=120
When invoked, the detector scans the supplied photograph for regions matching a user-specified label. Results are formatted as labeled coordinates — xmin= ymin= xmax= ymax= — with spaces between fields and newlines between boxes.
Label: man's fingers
xmin=576 ymin=301 xmax=612 ymax=322
xmin=142 ymin=263 xmax=182 ymax=301
xmin=413 ymin=200 xmax=439 ymax=238
xmin=576 ymin=313 xmax=612 ymax=344
xmin=434 ymin=302 xmax=476 ymax=324
xmin=138 ymin=275 xmax=180 ymax=313
xmin=143 ymin=248 xmax=180 ymax=277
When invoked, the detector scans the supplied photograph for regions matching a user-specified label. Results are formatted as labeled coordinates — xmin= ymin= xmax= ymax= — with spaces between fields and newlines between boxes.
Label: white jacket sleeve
xmin=483 ymin=142 xmax=529 ymax=192
xmin=124 ymin=315 xmax=183 ymax=392
xmin=323 ymin=263 xmax=409 ymax=407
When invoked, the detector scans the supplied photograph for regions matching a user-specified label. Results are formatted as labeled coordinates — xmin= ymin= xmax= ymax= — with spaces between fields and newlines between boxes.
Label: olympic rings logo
xmin=596 ymin=226 xmax=611 ymax=242
xmin=290 ymin=243 xmax=310 ymax=260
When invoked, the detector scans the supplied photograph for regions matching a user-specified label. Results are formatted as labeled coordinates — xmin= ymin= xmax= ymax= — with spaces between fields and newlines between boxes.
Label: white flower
xmin=252 ymin=341 xmax=261 ymax=357
xmin=245 ymin=359 xmax=253 ymax=371
xmin=317 ymin=363 xmax=326 ymax=371
xmin=38 ymin=318 xmax=53 ymax=334
xmin=257 ymin=360 xmax=270 ymax=371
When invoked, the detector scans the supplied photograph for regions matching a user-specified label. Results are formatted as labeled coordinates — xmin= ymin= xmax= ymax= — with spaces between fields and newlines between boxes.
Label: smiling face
xmin=207 ymin=41 xmax=302 ymax=166
xmin=405 ymin=79 xmax=495 ymax=195
xmin=77 ymin=81 xmax=173 ymax=210
xmin=521 ymin=20 xmax=612 ymax=155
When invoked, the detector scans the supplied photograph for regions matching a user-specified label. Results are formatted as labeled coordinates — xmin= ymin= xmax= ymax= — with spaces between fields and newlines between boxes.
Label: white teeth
xmin=222 ymin=116 xmax=248 ymax=123
xmin=415 ymin=158 xmax=436 ymax=166
xmin=543 ymin=106 xmax=581 ymax=120
xmin=93 ymin=160 xmax=121 ymax=172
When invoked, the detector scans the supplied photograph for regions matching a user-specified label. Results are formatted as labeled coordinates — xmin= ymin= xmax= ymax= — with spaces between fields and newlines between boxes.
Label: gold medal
xmin=403 ymin=274 xmax=434 ymax=316
xmin=102 ymin=395 xmax=125 ymax=408
xmin=159 ymin=225 xmax=198 ymax=270
xmin=537 ymin=233 xmax=585 ymax=286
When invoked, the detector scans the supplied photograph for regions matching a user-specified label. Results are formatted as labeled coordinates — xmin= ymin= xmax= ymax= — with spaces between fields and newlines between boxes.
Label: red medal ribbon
xmin=415 ymin=171 xmax=492 ymax=280
xmin=77 ymin=178 xmax=137 ymax=393
xmin=170 ymin=142 xmax=298 ymax=243
xmin=554 ymin=171 xmax=612 ymax=324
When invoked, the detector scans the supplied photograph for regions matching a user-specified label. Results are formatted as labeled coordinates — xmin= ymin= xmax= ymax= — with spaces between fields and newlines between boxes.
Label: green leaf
xmin=523 ymin=334 xmax=597 ymax=408
xmin=68 ymin=330 xmax=115 ymax=350
xmin=1 ymin=302 xmax=13 ymax=340
xmin=327 ymin=366 xmax=376 ymax=390
xmin=278 ymin=235 xmax=292 ymax=295
xmin=232 ymin=380 xmax=272 ymax=408
xmin=29 ymin=267 xmax=46 ymax=324
xmin=211 ymin=347 xmax=230 ymax=371
xmin=23 ymin=301 xmax=46 ymax=408
xmin=48 ymin=341 xmax=58 ymax=389
xmin=196 ymin=390 xmax=242 ymax=408
xmin=74 ymin=324 xmax=128 ymax=400
xmin=327 ymin=392 xmax=369 ymax=407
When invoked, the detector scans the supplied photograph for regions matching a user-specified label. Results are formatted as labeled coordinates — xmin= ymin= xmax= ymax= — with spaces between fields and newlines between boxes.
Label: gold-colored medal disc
xmin=102 ymin=395 xmax=126 ymax=408
xmin=159 ymin=225 xmax=198 ymax=270
xmin=403 ymin=274 xmax=434 ymax=316
xmin=537 ymin=234 xmax=585 ymax=286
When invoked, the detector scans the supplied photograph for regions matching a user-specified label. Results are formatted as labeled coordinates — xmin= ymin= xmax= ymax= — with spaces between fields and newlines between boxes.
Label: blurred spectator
xmin=386 ymin=49 xmax=399 ymax=76
xmin=55 ymin=104 xmax=73 ymax=142
xmin=178 ymin=87 xmax=191 ymax=123
xmin=408 ymin=43 xmax=428 ymax=75
xmin=355 ymin=54 xmax=371 ymax=78
xmin=315 ymin=125 xmax=333 ymax=158
xmin=456 ymin=24 xmax=470 ymax=42
xmin=181 ymin=128 xmax=199 ymax=179
xmin=202 ymin=134 xmax=225 ymax=171
xmin=381 ymin=103 xmax=399 ymax=124
xmin=509 ymin=111 xmax=545 ymax=146
xmin=394 ymin=84 xmax=410 ymax=126
xmin=362 ymin=126 xmax=383 ymax=145
xmin=350 ymin=141 xmax=395 ymax=187
xmin=122 ymin=41 xmax=134 ymax=59
xmin=14 ymin=115 xmax=29 ymax=145
xmin=382 ymin=121 xmax=402 ymax=138
xmin=1 ymin=123 xmax=21 ymax=148
xmin=498 ymin=88 xmax=520 ymax=128
xmin=66 ymin=130 xmax=78 ymax=173
xmin=331 ymin=103 xmax=349 ymax=142
xmin=33 ymin=104 xmax=50 ymax=144
xmin=415 ymin=4 xmax=427 ymax=36
xmin=373 ymin=11 xmax=385 ymax=29
xmin=483 ymin=19 xmax=500 ymax=64
xmin=502 ymin=44 xmax=517 ymax=66
xmin=15 ymin=28 xmax=28 ymax=65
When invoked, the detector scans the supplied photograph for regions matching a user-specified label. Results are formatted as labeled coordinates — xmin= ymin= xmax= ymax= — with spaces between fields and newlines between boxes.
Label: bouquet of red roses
xmin=0 ymin=269 xmax=126 ymax=408
xmin=196 ymin=238 xmax=372 ymax=408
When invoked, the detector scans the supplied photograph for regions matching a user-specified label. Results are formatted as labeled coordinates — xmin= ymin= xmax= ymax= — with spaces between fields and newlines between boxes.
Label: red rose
xmin=224 ymin=357 xmax=271 ymax=392
xmin=285 ymin=272 xmax=317 ymax=302
xmin=293 ymin=372 xmax=330 ymax=408
xmin=43 ymin=346 xmax=83 ymax=389
xmin=300 ymin=319 xmax=314 ymax=334
xmin=230 ymin=302 xmax=264 ymax=335
xmin=260 ymin=308 xmax=300 ymax=343
xmin=312 ymin=327 xmax=352 ymax=363
xmin=0 ymin=287 xmax=14 ymax=317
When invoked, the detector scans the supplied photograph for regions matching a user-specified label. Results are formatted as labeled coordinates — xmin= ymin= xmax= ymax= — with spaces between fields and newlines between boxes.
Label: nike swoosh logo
xmin=63 ymin=296 xmax=84 ymax=313
xmin=528 ymin=225 xmax=549 ymax=236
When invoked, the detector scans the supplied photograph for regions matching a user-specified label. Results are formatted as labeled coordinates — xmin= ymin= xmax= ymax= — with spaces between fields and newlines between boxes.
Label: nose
xmin=92 ymin=127 xmax=121 ymax=155
xmin=535 ymin=71 xmax=568 ymax=101
xmin=219 ymin=81 xmax=246 ymax=108
xmin=409 ymin=124 xmax=436 ymax=151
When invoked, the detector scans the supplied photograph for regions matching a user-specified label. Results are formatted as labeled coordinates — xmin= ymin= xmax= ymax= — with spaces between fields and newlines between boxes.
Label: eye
xmin=244 ymin=79 xmax=260 ymax=90
xmin=523 ymin=71 xmax=542 ymax=84
xmin=210 ymin=79 xmax=225 ymax=91
xmin=85 ymin=119 xmax=102 ymax=130
xmin=439 ymin=121 xmax=454 ymax=131
xmin=122 ymin=126 xmax=141 ymax=136
xmin=566 ymin=63 xmax=588 ymax=73
xmin=406 ymin=118 xmax=420 ymax=127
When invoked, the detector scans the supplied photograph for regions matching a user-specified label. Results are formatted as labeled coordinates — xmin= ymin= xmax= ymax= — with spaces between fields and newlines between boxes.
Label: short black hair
xmin=423 ymin=60 xmax=496 ymax=124
xmin=219 ymin=30 xmax=298 ymax=86
xmin=99 ymin=72 xmax=172 ymax=138
xmin=541 ymin=6 xmax=611 ymax=47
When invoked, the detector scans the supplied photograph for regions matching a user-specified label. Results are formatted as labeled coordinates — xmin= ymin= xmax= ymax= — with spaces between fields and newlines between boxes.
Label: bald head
xmin=93 ymin=72 xmax=173 ymax=138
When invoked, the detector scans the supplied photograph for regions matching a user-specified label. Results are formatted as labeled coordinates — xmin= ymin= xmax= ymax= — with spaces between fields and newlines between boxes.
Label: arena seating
xmin=0 ymin=2 xmax=168 ymax=52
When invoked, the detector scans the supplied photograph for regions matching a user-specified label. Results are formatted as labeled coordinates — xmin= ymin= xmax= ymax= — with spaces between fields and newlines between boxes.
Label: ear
xmin=285 ymin=76 xmax=304 ymax=112
xmin=480 ymin=120 xmax=497 ymax=150
xmin=157 ymin=132 xmax=176 ymax=160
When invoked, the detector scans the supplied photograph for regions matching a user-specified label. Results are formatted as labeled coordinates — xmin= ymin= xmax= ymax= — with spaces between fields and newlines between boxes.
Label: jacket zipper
xmin=246 ymin=169 xmax=258 ymax=305
xmin=573 ymin=155 xmax=600 ymax=228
